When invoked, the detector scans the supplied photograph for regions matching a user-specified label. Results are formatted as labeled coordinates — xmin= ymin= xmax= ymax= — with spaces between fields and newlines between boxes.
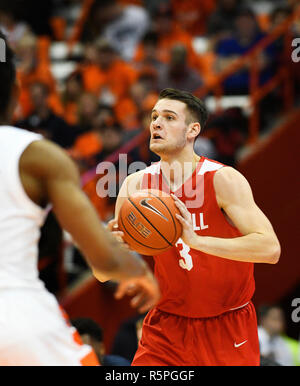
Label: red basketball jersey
xmin=141 ymin=157 xmax=255 ymax=318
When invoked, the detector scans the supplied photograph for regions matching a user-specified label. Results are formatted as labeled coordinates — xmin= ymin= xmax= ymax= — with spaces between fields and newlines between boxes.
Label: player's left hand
xmin=171 ymin=194 xmax=198 ymax=247
xmin=114 ymin=269 xmax=160 ymax=314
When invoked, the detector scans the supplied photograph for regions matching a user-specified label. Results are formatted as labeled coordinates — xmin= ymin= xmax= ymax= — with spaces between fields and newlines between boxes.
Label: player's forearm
xmin=90 ymin=252 xmax=147 ymax=282
xmin=88 ymin=240 xmax=148 ymax=283
xmin=50 ymin=178 xmax=148 ymax=283
xmin=189 ymin=233 xmax=280 ymax=264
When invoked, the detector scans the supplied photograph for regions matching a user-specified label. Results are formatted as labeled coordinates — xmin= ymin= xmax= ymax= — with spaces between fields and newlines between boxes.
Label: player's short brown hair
xmin=158 ymin=88 xmax=208 ymax=129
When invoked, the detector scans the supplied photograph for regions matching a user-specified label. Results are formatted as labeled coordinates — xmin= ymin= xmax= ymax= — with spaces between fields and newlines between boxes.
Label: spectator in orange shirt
xmin=17 ymin=82 xmax=78 ymax=148
xmin=14 ymin=33 xmax=62 ymax=120
xmin=136 ymin=92 xmax=160 ymax=165
xmin=135 ymin=4 xmax=197 ymax=67
xmin=15 ymin=33 xmax=56 ymax=92
xmin=114 ymin=72 xmax=158 ymax=133
xmin=97 ymin=123 xmax=124 ymax=162
xmin=69 ymin=104 xmax=115 ymax=167
xmin=77 ymin=92 xmax=100 ymax=133
xmin=61 ymin=71 xmax=84 ymax=126
xmin=134 ymin=4 xmax=212 ymax=85
xmin=171 ymin=0 xmax=216 ymax=37
xmin=71 ymin=111 xmax=124 ymax=197
xmin=157 ymin=44 xmax=203 ymax=93
xmin=113 ymin=97 xmax=140 ymax=132
xmin=71 ymin=97 xmax=124 ymax=166
xmin=70 ymin=130 xmax=103 ymax=166
xmin=80 ymin=39 xmax=138 ymax=106
xmin=133 ymin=31 xmax=166 ymax=77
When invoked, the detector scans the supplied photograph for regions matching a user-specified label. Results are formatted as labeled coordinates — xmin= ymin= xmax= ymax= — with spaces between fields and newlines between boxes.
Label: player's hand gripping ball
xmin=118 ymin=189 xmax=182 ymax=255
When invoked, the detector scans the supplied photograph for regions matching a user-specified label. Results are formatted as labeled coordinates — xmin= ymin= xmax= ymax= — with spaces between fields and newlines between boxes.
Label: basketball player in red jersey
xmin=0 ymin=31 xmax=159 ymax=365
xmin=108 ymin=88 xmax=281 ymax=366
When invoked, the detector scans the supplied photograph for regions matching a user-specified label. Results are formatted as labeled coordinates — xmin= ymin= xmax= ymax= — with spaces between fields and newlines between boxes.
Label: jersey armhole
xmin=211 ymin=166 xmax=240 ymax=231
xmin=13 ymin=139 xmax=45 ymax=221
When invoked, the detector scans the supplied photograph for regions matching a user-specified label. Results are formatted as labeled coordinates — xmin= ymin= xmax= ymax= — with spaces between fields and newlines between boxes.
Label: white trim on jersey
xmin=144 ymin=162 xmax=161 ymax=175
xmin=198 ymin=159 xmax=223 ymax=176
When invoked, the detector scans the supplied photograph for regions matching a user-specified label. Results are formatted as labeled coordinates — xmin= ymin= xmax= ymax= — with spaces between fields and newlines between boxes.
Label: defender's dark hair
xmin=158 ymin=88 xmax=208 ymax=129
xmin=0 ymin=31 xmax=16 ymax=119
xmin=71 ymin=318 xmax=103 ymax=342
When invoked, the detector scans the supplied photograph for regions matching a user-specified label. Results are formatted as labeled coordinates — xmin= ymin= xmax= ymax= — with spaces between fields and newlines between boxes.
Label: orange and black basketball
xmin=118 ymin=189 xmax=182 ymax=256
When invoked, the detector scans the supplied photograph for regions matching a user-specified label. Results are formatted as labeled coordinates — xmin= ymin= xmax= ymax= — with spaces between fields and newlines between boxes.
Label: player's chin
xmin=150 ymin=142 xmax=165 ymax=154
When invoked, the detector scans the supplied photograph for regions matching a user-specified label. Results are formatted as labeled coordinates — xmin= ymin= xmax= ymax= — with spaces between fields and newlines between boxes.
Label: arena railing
xmin=67 ymin=0 xmax=95 ymax=50
xmin=194 ymin=5 xmax=300 ymax=144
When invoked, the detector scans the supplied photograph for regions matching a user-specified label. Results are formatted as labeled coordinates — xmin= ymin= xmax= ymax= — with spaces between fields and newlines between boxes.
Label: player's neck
xmin=160 ymin=151 xmax=200 ymax=190
xmin=160 ymin=147 xmax=199 ymax=166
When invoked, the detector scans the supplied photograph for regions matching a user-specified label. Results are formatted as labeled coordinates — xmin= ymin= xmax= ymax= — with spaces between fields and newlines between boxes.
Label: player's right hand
xmin=107 ymin=218 xmax=118 ymax=232
xmin=107 ymin=218 xmax=130 ymax=249
xmin=114 ymin=269 xmax=160 ymax=313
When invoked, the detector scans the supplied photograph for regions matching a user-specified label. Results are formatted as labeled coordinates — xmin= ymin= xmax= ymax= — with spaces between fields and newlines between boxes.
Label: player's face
xmin=149 ymin=98 xmax=189 ymax=156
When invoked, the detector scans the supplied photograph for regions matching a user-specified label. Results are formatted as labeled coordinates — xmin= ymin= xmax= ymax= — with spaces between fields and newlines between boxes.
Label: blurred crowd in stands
xmin=1 ymin=0 xmax=299 ymax=190
xmin=258 ymin=304 xmax=300 ymax=366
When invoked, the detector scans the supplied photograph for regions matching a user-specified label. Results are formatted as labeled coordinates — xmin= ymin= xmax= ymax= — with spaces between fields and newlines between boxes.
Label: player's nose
xmin=151 ymin=126 xmax=163 ymax=138
xmin=151 ymin=119 xmax=163 ymax=130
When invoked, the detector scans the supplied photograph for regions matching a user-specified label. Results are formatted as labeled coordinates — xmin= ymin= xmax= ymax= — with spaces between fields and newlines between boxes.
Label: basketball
xmin=118 ymin=189 xmax=182 ymax=256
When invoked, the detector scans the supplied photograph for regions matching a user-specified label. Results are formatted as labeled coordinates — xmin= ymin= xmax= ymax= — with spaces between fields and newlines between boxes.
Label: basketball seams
xmin=148 ymin=191 xmax=180 ymax=245
xmin=128 ymin=197 xmax=173 ymax=247
xmin=119 ymin=208 xmax=169 ymax=251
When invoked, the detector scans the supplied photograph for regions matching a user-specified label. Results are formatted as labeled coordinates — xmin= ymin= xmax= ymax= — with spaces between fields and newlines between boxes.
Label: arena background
xmin=1 ymin=0 xmax=299 ymax=364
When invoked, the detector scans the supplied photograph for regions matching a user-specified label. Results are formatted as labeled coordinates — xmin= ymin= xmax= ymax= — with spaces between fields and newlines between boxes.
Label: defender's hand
xmin=114 ymin=269 xmax=160 ymax=314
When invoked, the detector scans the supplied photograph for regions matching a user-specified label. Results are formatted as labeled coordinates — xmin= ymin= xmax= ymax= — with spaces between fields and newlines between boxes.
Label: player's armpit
xmin=115 ymin=170 xmax=144 ymax=218
xmin=213 ymin=167 xmax=281 ymax=263
xmin=110 ymin=171 xmax=144 ymax=248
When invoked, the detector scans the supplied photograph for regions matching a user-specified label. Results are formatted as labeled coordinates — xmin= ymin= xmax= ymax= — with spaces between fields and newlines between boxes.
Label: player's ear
xmin=187 ymin=122 xmax=201 ymax=140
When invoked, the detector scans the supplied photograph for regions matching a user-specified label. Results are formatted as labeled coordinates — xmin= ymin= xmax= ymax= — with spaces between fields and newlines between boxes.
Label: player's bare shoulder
xmin=214 ymin=166 xmax=243 ymax=186
xmin=19 ymin=139 xmax=80 ymax=206
xmin=115 ymin=169 xmax=145 ymax=216
xmin=213 ymin=166 xmax=254 ymax=209
xmin=116 ymin=162 xmax=161 ymax=216
xmin=20 ymin=139 xmax=79 ymax=182
xmin=126 ymin=169 xmax=146 ymax=197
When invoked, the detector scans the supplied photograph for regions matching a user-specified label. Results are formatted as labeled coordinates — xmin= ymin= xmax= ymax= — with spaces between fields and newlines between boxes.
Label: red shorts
xmin=132 ymin=301 xmax=260 ymax=366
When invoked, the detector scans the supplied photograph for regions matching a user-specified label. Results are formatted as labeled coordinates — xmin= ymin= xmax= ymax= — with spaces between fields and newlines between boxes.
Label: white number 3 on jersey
xmin=176 ymin=238 xmax=193 ymax=271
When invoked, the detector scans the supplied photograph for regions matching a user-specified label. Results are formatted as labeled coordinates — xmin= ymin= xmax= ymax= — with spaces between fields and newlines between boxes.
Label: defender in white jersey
xmin=0 ymin=32 xmax=159 ymax=366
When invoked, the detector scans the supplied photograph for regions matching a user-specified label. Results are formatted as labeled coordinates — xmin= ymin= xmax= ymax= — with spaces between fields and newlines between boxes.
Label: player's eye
xmin=151 ymin=115 xmax=157 ymax=121
xmin=166 ymin=116 xmax=174 ymax=120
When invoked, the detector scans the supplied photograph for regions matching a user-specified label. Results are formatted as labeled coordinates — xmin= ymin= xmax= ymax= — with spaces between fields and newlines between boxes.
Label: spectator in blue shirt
xmin=215 ymin=8 xmax=277 ymax=95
